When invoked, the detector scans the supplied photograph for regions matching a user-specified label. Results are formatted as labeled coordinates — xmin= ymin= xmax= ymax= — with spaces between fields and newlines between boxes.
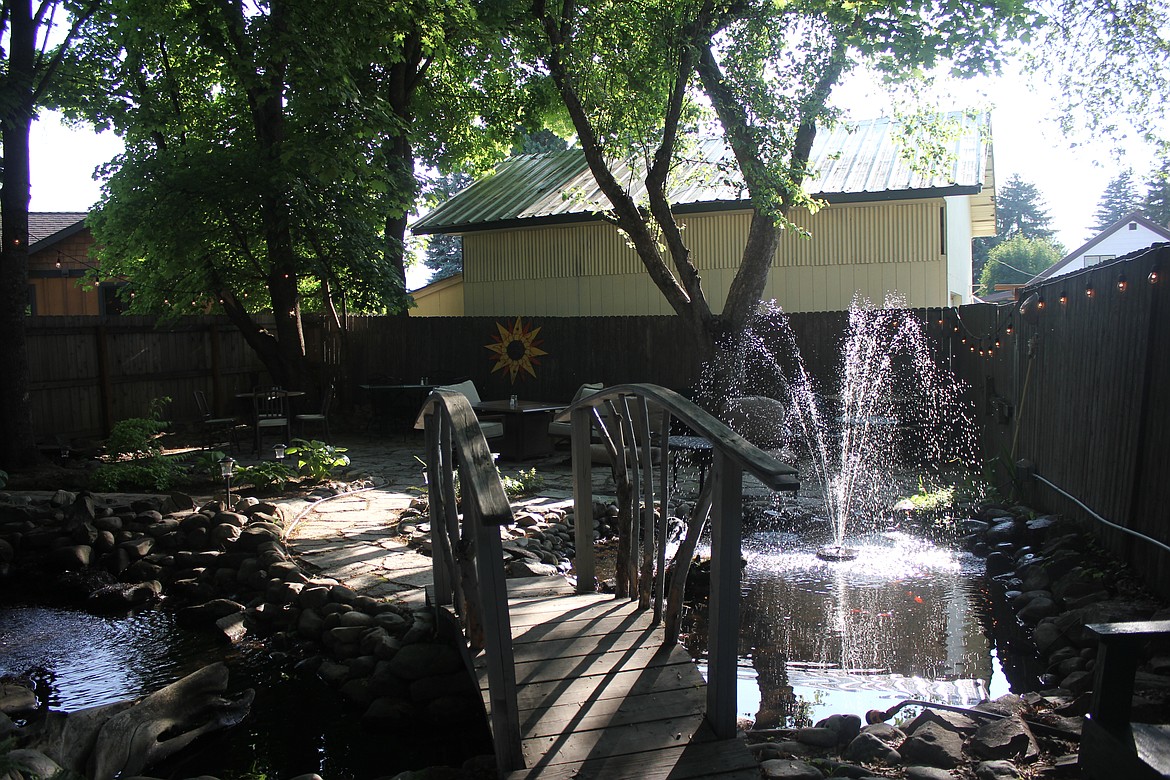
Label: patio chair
xmin=295 ymin=383 xmax=334 ymax=441
xmin=548 ymin=382 xmax=604 ymax=444
xmin=194 ymin=389 xmax=240 ymax=452
xmin=422 ymin=379 xmax=504 ymax=443
xmin=252 ymin=386 xmax=290 ymax=453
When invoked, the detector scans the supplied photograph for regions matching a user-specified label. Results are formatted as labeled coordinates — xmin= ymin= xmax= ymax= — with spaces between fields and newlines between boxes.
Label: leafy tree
xmin=1029 ymin=0 xmax=1170 ymax=156
xmin=1142 ymin=160 xmax=1170 ymax=226
xmin=1 ymin=0 xmax=99 ymax=470
xmin=523 ymin=0 xmax=1036 ymax=404
xmin=1091 ymin=169 xmax=1139 ymax=233
xmin=978 ymin=234 xmax=1063 ymax=296
xmin=972 ymin=174 xmax=1059 ymax=281
xmin=57 ymin=0 xmax=536 ymax=384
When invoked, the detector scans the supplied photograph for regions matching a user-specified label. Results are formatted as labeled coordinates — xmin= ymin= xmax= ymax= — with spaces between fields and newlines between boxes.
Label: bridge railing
xmin=416 ymin=388 xmax=524 ymax=773
xmin=554 ymin=382 xmax=799 ymax=739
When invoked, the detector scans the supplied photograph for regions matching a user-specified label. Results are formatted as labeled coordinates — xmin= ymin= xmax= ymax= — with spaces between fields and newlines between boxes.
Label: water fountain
xmin=683 ymin=297 xmax=993 ymax=727
xmin=722 ymin=295 xmax=979 ymax=555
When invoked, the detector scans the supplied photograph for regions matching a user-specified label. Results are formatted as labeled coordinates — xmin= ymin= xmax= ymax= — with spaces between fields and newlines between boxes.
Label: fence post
xmin=572 ymin=405 xmax=595 ymax=593
xmin=706 ymin=449 xmax=743 ymax=739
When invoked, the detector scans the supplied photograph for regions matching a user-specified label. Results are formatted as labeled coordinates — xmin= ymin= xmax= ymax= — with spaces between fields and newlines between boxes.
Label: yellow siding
xmin=463 ymin=198 xmax=949 ymax=315
xmin=410 ymin=273 xmax=465 ymax=317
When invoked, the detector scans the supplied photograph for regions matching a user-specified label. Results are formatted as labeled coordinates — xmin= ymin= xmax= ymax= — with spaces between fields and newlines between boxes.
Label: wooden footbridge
xmin=417 ymin=384 xmax=799 ymax=778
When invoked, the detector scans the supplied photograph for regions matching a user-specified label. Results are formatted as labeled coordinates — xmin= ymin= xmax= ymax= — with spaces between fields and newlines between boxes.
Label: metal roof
xmin=413 ymin=113 xmax=990 ymax=235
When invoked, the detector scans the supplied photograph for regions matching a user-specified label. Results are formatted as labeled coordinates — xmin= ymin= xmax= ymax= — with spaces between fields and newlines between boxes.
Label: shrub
xmin=237 ymin=461 xmax=294 ymax=491
xmin=285 ymin=439 xmax=349 ymax=483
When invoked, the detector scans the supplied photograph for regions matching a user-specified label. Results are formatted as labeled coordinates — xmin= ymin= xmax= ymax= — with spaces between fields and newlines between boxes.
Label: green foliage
xmin=189 ymin=450 xmax=228 ymax=481
xmin=103 ymin=396 xmax=171 ymax=459
xmin=1142 ymin=160 xmax=1170 ymax=226
xmin=903 ymin=481 xmax=957 ymax=512
xmin=978 ymin=234 xmax=1064 ymax=295
xmin=237 ymin=461 xmax=295 ymax=491
xmin=500 ymin=467 xmax=545 ymax=499
xmin=285 ymin=438 xmax=350 ymax=483
xmin=1091 ymin=169 xmax=1140 ymax=233
xmin=91 ymin=456 xmax=186 ymax=492
xmin=972 ymin=174 xmax=1061 ymax=282
xmin=92 ymin=397 xmax=183 ymax=491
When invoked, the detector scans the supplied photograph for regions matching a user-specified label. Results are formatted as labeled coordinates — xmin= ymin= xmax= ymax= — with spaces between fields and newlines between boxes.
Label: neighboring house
xmin=411 ymin=114 xmax=996 ymax=315
xmin=1027 ymin=210 xmax=1170 ymax=285
xmin=410 ymin=272 xmax=464 ymax=316
xmin=27 ymin=212 xmax=121 ymax=315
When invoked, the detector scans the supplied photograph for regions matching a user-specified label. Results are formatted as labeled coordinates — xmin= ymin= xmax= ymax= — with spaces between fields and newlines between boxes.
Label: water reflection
xmin=682 ymin=527 xmax=1001 ymax=727
xmin=0 ymin=607 xmax=224 ymax=712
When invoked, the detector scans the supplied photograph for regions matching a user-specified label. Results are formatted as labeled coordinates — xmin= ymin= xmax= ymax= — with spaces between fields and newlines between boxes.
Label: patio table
xmin=472 ymin=400 xmax=565 ymax=461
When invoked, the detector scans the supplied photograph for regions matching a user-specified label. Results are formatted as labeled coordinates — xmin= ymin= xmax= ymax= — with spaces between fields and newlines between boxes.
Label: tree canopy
xmin=520 ymin=0 xmax=1036 ymax=401
xmin=972 ymin=173 xmax=1060 ymax=282
xmin=54 ymin=0 xmax=538 ymax=386
xmin=978 ymin=234 xmax=1063 ymax=296
xmin=1142 ymin=160 xmax=1170 ymax=226
xmin=1090 ymin=169 xmax=1139 ymax=234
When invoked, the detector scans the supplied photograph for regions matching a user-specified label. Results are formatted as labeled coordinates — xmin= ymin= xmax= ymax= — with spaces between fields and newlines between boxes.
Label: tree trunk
xmin=0 ymin=0 xmax=44 ymax=471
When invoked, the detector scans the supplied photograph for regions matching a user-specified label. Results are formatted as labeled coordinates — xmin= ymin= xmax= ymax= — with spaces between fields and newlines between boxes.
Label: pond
xmin=680 ymin=518 xmax=1008 ymax=728
xmin=0 ymin=603 xmax=490 ymax=779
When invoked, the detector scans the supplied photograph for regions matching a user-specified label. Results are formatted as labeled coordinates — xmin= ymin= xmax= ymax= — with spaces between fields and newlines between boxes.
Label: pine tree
xmin=1091 ymin=170 xmax=1139 ymax=233
xmin=1142 ymin=161 xmax=1170 ymax=227
xmin=973 ymin=174 xmax=1059 ymax=283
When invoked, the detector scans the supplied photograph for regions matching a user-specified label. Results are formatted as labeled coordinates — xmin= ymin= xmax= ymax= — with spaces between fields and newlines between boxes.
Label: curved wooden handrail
xmin=554 ymin=382 xmax=798 ymax=740
xmin=552 ymin=382 xmax=798 ymax=490
xmin=414 ymin=389 xmax=524 ymax=773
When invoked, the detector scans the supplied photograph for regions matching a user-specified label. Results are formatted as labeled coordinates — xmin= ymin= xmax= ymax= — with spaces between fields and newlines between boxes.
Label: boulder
xmin=758 ymin=759 xmax=824 ymax=780
xmin=966 ymin=716 xmax=1040 ymax=762
xmin=898 ymin=722 xmax=964 ymax=768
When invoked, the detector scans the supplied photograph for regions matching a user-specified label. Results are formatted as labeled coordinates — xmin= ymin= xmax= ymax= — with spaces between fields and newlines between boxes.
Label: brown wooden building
xmin=27 ymin=212 xmax=123 ymax=316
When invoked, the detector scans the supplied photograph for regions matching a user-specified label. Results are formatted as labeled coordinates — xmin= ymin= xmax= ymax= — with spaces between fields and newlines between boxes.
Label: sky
xmin=29 ymin=65 xmax=1154 ymax=286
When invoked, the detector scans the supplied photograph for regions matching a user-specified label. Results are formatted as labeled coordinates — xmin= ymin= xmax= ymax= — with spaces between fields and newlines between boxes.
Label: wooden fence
xmin=951 ymin=244 xmax=1170 ymax=599
xmin=24 ymin=248 xmax=1170 ymax=597
xmin=26 ymin=316 xmax=273 ymax=443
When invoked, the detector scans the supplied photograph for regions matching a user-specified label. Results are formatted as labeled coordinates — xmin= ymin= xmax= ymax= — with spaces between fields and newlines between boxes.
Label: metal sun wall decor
xmin=486 ymin=316 xmax=548 ymax=383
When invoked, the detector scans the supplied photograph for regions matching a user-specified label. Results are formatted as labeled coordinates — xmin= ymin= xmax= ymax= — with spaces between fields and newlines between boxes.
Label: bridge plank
xmin=478 ymin=589 xmax=756 ymax=780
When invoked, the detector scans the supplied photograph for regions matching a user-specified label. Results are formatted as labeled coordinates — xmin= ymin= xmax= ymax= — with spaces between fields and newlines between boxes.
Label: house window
xmin=1128 ymin=222 xmax=1138 ymax=230
xmin=1084 ymin=254 xmax=1115 ymax=266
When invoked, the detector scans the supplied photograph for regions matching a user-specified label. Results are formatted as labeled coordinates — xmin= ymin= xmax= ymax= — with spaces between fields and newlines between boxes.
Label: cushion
xmin=439 ymin=380 xmax=482 ymax=405
xmin=549 ymin=383 xmax=605 ymax=439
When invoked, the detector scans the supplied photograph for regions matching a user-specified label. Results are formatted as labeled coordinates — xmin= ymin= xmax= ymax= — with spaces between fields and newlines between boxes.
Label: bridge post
xmin=706 ymin=450 xmax=743 ymax=739
xmin=424 ymin=411 xmax=452 ymax=606
xmin=572 ymin=405 xmax=595 ymax=593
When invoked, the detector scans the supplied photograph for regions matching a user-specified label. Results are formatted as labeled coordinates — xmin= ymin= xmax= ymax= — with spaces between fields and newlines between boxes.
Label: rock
xmin=176 ymin=599 xmax=245 ymax=627
xmin=215 ymin=612 xmax=248 ymax=643
xmin=423 ymin=694 xmax=482 ymax=725
xmin=51 ymin=544 xmax=92 ymax=570
xmin=974 ymin=694 xmax=1026 ymax=717
xmin=967 ymin=716 xmax=1040 ymax=762
xmin=759 ymin=758 xmax=824 ymax=779
xmin=0 ymin=683 xmax=37 ymax=714
xmin=794 ymin=727 xmax=840 ymax=747
xmin=387 ymin=642 xmax=464 ymax=681
xmin=905 ymin=767 xmax=957 ymax=780
xmin=899 ymin=722 xmax=964 ymax=768
xmin=4 ymin=749 xmax=63 ymax=779
xmin=1018 ymin=596 xmax=1059 ymax=624
xmin=816 ymin=713 xmax=862 ymax=744
xmin=975 ymin=759 xmax=1021 ymax=779
xmin=362 ymin=697 xmax=417 ymax=726
xmin=88 ymin=581 xmax=162 ymax=611
xmin=843 ymin=732 xmax=901 ymax=763
xmin=904 ymin=708 xmax=979 ymax=736
xmin=506 ymin=559 xmax=558 ymax=577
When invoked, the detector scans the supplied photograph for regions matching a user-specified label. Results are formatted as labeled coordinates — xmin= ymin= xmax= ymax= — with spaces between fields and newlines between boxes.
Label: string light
xmin=1150 ymin=264 xmax=1161 ymax=285
xmin=1036 ymin=296 xmax=1046 ymax=310
xmin=1117 ymin=274 xmax=1128 ymax=293
xmin=1085 ymin=281 xmax=1095 ymax=298
xmin=1059 ymin=291 xmax=1068 ymax=306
